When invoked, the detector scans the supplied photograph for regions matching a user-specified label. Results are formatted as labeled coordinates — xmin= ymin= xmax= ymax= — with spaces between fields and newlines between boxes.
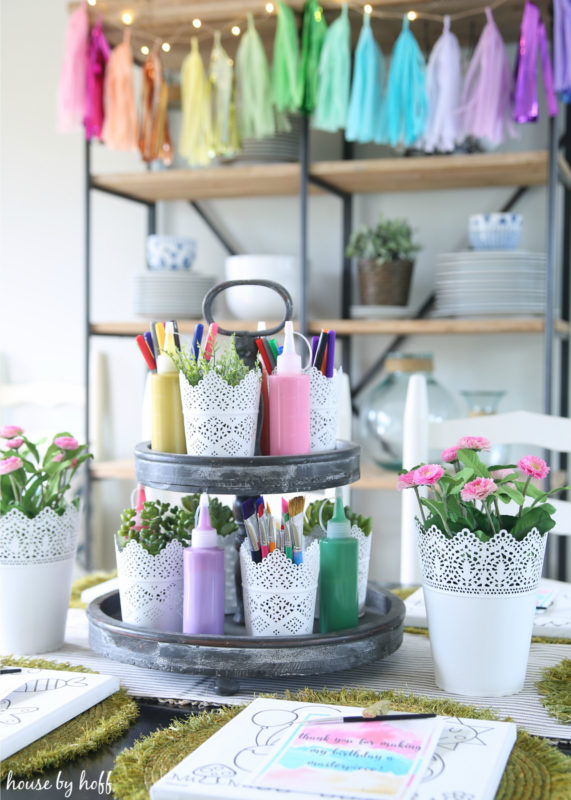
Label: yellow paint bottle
xmin=151 ymin=324 xmax=186 ymax=453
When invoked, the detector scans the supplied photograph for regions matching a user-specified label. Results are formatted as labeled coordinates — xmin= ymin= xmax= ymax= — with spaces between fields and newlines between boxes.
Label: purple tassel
xmin=84 ymin=18 xmax=111 ymax=140
xmin=459 ymin=7 xmax=514 ymax=146
xmin=554 ymin=0 xmax=571 ymax=101
xmin=514 ymin=1 xmax=558 ymax=122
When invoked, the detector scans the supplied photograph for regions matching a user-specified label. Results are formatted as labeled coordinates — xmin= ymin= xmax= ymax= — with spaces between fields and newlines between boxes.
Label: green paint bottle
xmin=319 ymin=491 xmax=358 ymax=633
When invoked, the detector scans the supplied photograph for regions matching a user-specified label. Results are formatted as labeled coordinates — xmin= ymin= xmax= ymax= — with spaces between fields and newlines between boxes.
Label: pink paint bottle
xmin=183 ymin=493 xmax=225 ymax=635
xmin=269 ymin=321 xmax=310 ymax=456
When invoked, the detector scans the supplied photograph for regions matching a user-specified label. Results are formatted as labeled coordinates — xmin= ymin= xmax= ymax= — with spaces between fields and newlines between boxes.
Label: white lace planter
xmin=309 ymin=367 xmax=339 ymax=452
xmin=116 ymin=539 xmax=184 ymax=632
xmin=0 ymin=506 xmax=79 ymax=655
xmin=307 ymin=526 xmax=372 ymax=617
xmin=240 ymin=540 xmax=320 ymax=636
xmin=417 ymin=525 xmax=548 ymax=697
xmin=179 ymin=370 xmax=261 ymax=457
xmin=219 ymin=533 xmax=237 ymax=614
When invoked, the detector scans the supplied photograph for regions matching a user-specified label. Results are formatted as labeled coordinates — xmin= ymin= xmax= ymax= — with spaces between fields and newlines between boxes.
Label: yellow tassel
xmin=180 ymin=37 xmax=212 ymax=167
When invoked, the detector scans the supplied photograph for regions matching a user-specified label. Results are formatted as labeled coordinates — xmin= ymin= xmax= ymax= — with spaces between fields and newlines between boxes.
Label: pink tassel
xmin=459 ymin=7 xmax=515 ymax=146
xmin=102 ymin=31 xmax=138 ymax=151
xmin=57 ymin=1 xmax=89 ymax=133
xmin=84 ymin=18 xmax=110 ymax=141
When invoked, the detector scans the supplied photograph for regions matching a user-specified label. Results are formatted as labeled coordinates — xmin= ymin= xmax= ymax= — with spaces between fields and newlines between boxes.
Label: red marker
xmin=136 ymin=334 xmax=156 ymax=371
xmin=203 ymin=323 xmax=218 ymax=362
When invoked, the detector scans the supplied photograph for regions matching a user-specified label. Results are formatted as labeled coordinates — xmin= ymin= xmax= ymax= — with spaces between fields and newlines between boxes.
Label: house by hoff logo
xmin=5 ymin=770 xmax=112 ymax=797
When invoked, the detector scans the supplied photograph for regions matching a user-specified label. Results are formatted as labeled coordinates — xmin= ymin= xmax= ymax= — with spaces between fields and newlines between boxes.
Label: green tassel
xmin=313 ymin=3 xmax=351 ymax=132
xmin=272 ymin=0 xmax=300 ymax=114
xmin=297 ymin=0 xmax=327 ymax=115
xmin=236 ymin=14 xmax=275 ymax=140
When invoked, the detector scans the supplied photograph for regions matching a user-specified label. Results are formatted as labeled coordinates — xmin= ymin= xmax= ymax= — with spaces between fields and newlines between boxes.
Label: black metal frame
xmin=84 ymin=109 xmax=570 ymax=578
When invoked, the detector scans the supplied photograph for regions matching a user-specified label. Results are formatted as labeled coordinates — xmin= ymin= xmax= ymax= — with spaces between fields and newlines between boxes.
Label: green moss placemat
xmin=70 ymin=570 xmax=117 ymax=609
xmin=0 ymin=657 xmax=138 ymax=780
xmin=537 ymin=659 xmax=571 ymax=724
xmin=391 ymin=586 xmax=571 ymax=645
xmin=110 ymin=688 xmax=571 ymax=800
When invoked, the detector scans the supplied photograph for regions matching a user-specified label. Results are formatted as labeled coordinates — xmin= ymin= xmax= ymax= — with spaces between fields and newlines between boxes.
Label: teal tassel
xmin=236 ymin=14 xmax=275 ymax=140
xmin=379 ymin=16 xmax=427 ymax=147
xmin=346 ymin=13 xmax=385 ymax=143
xmin=313 ymin=4 xmax=351 ymax=132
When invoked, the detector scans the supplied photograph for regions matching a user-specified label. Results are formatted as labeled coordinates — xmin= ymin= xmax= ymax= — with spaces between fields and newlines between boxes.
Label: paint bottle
xmin=151 ymin=324 xmax=186 ymax=453
xmin=183 ymin=494 xmax=225 ymax=635
xmin=319 ymin=491 xmax=358 ymax=633
xmin=268 ymin=321 xmax=310 ymax=455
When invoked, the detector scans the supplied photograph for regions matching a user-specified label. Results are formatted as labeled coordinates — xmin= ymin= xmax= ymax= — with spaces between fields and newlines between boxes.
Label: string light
xmin=140 ymin=45 xmax=149 ymax=55
xmin=265 ymin=2 xmax=275 ymax=11
xmin=231 ymin=25 xmax=241 ymax=35
xmin=407 ymin=10 xmax=417 ymax=20
xmin=364 ymin=3 xmax=372 ymax=13
xmin=87 ymin=0 xmax=97 ymax=6
xmin=192 ymin=18 xmax=202 ymax=28
xmin=161 ymin=42 xmax=171 ymax=52
xmin=121 ymin=10 xmax=133 ymax=25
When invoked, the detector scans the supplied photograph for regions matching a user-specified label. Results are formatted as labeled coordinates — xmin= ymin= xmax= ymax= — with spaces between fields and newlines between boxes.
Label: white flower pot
xmin=309 ymin=367 xmax=339 ymax=452
xmin=0 ymin=506 xmax=79 ymax=655
xmin=417 ymin=525 xmax=548 ymax=696
xmin=116 ymin=538 xmax=184 ymax=632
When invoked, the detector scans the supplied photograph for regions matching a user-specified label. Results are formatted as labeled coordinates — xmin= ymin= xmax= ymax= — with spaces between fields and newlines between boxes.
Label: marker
xmin=255 ymin=338 xmax=273 ymax=373
xmin=325 ymin=330 xmax=336 ymax=378
xmin=155 ymin=322 xmax=165 ymax=352
xmin=136 ymin=335 xmax=156 ymax=371
xmin=191 ymin=322 xmax=204 ymax=360
xmin=203 ymin=323 xmax=218 ymax=362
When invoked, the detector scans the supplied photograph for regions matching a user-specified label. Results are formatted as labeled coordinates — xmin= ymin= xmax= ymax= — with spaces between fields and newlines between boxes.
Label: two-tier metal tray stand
xmin=86 ymin=441 xmax=405 ymax=693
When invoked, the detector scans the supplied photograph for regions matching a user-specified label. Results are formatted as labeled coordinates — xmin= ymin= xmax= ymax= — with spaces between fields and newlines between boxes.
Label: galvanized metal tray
xmin=134 ymin=440 xmax=360 ymax=494
xmin=86 ymin=586 xmax=404 ymax=682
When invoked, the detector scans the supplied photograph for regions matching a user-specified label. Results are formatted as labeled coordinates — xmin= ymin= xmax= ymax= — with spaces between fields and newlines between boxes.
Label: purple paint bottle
xmin=183 ymin=493 xmax=225 ymax=635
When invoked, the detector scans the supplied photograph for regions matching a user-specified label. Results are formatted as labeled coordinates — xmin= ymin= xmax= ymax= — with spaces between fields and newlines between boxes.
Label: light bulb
xmin=231 ymin=25 xmax=241 ymax=35
xmin=87 ymin=0 xmax=97 ymax=6
xmin=141 ymin=45 xmax=150 ymax=55
xmin=265 ymin=2 xmax=275 ymax=12
xmin=407 ymin=10 xmax=417 ymax=20
xmin=192 ymin=18 xmax=202 ymax=28
xmin=161 ymin=41 xmax=171 ymax=52
xmin=364 ymin=3 xmax=372 ymax=13
xmin=121 ymin=10 xmax=133 ymax=25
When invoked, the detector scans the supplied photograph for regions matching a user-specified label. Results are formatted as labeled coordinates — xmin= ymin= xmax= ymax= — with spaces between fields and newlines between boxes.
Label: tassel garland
xmin=84 ymin=19 xmax=110 ymax=141
xmin=236 ymin=14 xmax=275 ymax=140
xmin=272 ymin=0 xmax=301 ymax=114
xmin=102 ymin=30 xmax=138 ymax=151
xmin=297 ymin=0 xmax=328 ymax=115
xmin=422 ymin=16 xmax=462 ymax=153
xmin=459 ymin=8 xmax=514 ymax=146
xmin=57 ymin=2 xmax=89 ymax=133
xmin=139 ymin=47 xmax=173 ymax=165
xmin=378 ymin=16 xmax=427 ymax=147
xmin=313 ymin=4 xmax=351 ymax=133
xmin=180 ymin=37 xmax=212 ymax=167
xmin=210 ymin=31 xmax=238 ymax=158
xmin=513 ymin=1 xmax=558 ymax=122
xmin=345 ymin=13 xmax=385 ymax=143
xmin=553 ymin=0 xmax=571 ymax=101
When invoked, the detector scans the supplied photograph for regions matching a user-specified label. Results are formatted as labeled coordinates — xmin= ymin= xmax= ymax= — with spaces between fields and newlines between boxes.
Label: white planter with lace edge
xmin=116 ymin=538 xmax=184 ymax=633
xmin=0 ymin=506 xmax=79 ymax=655
xmin=417 ymin=525 xmax=548 ymax=697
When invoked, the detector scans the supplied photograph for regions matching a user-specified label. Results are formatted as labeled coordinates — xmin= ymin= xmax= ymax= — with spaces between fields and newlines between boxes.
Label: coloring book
xmin=150 ymin=698 xmax=516 ymax=800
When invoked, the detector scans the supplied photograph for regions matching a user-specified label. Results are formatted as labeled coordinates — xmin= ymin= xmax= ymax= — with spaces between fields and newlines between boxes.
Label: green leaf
xmin=511 ymin=507 xmax=555 ymax=539
xmin=496 ymin=484 xmax=525 ymax=505
xmin=456 ymin=449 xmax=490 ymax=477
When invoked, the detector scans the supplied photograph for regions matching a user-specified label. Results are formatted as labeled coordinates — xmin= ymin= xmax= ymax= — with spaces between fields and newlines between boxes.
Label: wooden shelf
xmin=91 ymin=151 xmax=549 ymax=203
xmin=91 ymin=459 xmax=135 ymax=480
xmin=351 ymin=463 xmax=398 ymax=491
xmin=91 ymin=318 xmax=569 ymax=337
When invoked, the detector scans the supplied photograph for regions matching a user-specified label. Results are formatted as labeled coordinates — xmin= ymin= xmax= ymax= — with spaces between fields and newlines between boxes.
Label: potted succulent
xmin=346 ymin=216 xmax=421 ymax=306
xmin=0 ymin=427 xmax=91 ymax=654
xmin=398 ymin=437 xmax=568 ymax=696
xmin=304 ymin=500 xmax=373 ymax=615
xmin=172 ymin=334 xmax=261 ymax=457
xmin=116 ymin=494 xmax=237 ymax=631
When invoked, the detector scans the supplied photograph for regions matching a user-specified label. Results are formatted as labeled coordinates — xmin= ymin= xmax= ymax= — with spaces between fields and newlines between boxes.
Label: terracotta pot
xmin=358 ymin=258 xmax=414 ymax=305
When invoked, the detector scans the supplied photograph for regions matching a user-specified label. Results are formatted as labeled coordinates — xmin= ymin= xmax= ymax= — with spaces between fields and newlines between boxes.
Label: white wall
xmin=1 ymin=1 xmax=566 ymax=574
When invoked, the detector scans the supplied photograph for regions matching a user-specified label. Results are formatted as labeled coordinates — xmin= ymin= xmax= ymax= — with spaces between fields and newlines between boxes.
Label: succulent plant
xmin=303 ymin=499 xmax=372 ymax=537
xmin=345 ymin=217 xmax=421 ymax=264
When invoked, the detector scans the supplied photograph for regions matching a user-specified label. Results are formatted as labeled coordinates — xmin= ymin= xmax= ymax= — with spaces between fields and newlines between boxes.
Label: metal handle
xmin=202 ymin=280 xmax=294 ymax=368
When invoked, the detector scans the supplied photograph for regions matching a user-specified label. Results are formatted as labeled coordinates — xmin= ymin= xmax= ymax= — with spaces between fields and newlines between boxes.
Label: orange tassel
xmin=103 ymin=30 xmax=138 ymax=151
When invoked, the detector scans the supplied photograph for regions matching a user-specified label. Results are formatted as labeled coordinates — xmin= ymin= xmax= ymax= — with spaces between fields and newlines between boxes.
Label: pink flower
xmin=518 ymin=455 xmax=550 ymax=480
xmin=490 ymin=468 xmax=515 ymax=481
xmin=456 ymin=436 xmax=491 ymax=452
xmin=53 ymin=453 xmax=64 ymax=463
xmin=397 ymin=470 xmax=418 ymax=490
xmin=460 ymin=477 xmax=497 ymax=502
xmin=441 ymin=447 xmax=458 ymax=463
xmin=0 ymin=425 xmax=23 ymax=439
xmin=54 ymin=436 xmax=79 ymax=451
xmin=0 ymin=456 xmax=23 ymax=475
xmin=5 ymin=437 xmax=24 ymax=449
xmin=414 ymin=464 xmax=445 ymax=486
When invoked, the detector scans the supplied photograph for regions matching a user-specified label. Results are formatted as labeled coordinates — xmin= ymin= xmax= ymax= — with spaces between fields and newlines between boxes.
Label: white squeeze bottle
xmin=268 ymin=321 xmax=310 ymax=455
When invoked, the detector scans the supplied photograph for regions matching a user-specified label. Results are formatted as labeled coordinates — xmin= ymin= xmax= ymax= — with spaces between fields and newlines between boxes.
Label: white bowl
xmin=469 ymin=213 xmax=523 ymax=250
xmin=224 ymin=255 xmax=298 ymax=319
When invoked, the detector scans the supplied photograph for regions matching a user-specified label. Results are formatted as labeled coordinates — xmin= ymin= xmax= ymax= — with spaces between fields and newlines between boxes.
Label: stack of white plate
xmin=434 ymin=251 xmax=546 ymax=317
xmin=132 ymin=272 xmax=216 ymax=318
